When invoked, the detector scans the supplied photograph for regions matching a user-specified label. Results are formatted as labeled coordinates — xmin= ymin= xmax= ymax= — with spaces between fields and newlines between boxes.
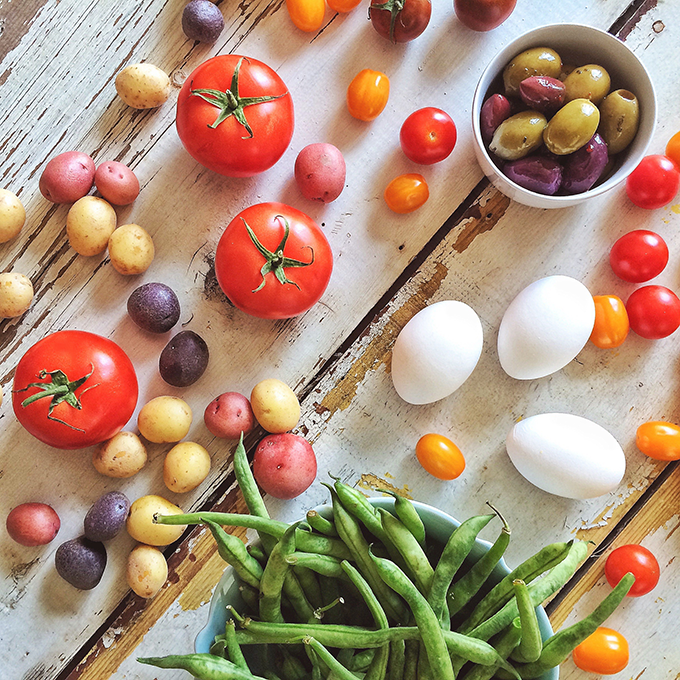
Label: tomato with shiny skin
xmin=609 ymin=229 xmax=669 ymax=283
xmin=415 ymin=433 xmax=465 ymax=480
xmin=605 ymin=544 xmax=660 ymax=596
xmin=214 ymin=202 xmax=333 ymax=319
xmin=347 ymin=69 xmax=390 ymax=122
xmin=384 ymin=173 xmax=429 ymax=213
xmin=626 ymin=285 xmax=680 ymax=339
xmin=572 ymin=627 xmax=629 ymax=674
xmin=590 ymin=295 xmax=629 ymax=349
xmin=400 ymin=108 xmax=457 ymax=165
xmin=454 ymin=0 xmax=517 ymax=31
xmin=327 ymin=0 xmax=362 ymax=11
xmin=626 ymin=154 xmax=680 ymax=209
xmin=286 ymin=0 xmax=325 ymax=32
xmin=176 ymin=55 xmax=294 ymax=177
xmin=666 ymin=130 xmax=680 ymax=167
xmin=636 ymin=421 xmax=680 ymax=461
xmin=370 ymin=0 xmax=432 ymax=43
xmin=12 ymin=331 xmax=138 ymax=450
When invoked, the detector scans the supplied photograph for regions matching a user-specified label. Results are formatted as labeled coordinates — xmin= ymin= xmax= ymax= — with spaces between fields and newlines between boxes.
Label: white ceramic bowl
xmin=195 ymin=498 xmax=558 ymax=680
xmin=472 ymin=23 xmax=657 ymax=209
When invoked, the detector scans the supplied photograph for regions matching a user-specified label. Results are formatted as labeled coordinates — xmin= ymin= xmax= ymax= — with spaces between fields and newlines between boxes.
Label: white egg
xmin=391 ymin=300 xmax=483 ymax=405
xmin=506 ymin=413 xmax=626 ymax=499
xmin=497 ymin=275 xmax=595 ymax=380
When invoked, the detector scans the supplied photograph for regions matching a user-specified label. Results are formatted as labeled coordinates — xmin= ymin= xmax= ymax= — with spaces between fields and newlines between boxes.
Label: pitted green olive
xmin=543 ymin=99 xmax=600 ymax=155
xmin=599 ymin=89 xmax=640 ymax=154
xmin=489 ymin=110 xmax=548 ymax=161
xmin=563 ymin=64 xmax=611 ymax=104
xmin=503 ymin=47 xmax=562 ymax=97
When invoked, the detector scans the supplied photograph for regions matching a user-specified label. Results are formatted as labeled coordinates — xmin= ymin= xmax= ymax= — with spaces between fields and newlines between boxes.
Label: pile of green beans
xmin=139 ymin=433 xmax=634 ymax=680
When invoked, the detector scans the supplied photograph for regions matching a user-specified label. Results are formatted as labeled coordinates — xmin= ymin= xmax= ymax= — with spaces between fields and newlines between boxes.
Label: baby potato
xmin=66 ymin=196 xmax=117 ymax=256
xmin=126 ymin=494 xmax=185 ymax=546
xmin=108 ymin=223 xmax=155 ymax=275
xmin=294 ymin=143 xmax=346 ymax=203
xmin=138 ymin=396 xmax=192 ymax=443
xmin=116 ymin=63 xmax=171 ymax=109
xmin=126 ymin=544 xmax=168 ymax=598
xmin=204 ymin=392 xmax=255 ymax=439
xmin=92 ymin=431 xmax=148 ymax=478
xmin=163 ymin=441 xmax=211 ymax=493
xmin=250 ymin=378 xmax=300 ymax=433
xmin=39 ymin=151 xmax=96 ymax=204
xmin=0 ymin=272 xmax=34 ymax=318
xmin=0 ymin=189 xmax=26 ymax=243
xmin=94 ymin=161 xmax=140 ymax=206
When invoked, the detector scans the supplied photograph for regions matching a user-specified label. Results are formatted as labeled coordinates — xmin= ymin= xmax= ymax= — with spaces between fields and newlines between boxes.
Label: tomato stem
xmin=369 ymin=0 xmax=405 ymax=43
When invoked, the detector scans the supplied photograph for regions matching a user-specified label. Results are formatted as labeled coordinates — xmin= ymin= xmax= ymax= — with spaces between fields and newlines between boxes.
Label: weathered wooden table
xmin=2 ymin=0 xmax=679 ymax=678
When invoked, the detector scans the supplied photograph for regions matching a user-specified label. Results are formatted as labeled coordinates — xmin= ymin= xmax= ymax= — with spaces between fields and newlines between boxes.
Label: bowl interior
xmin=196 ymin=498 xmax=558 ymax=679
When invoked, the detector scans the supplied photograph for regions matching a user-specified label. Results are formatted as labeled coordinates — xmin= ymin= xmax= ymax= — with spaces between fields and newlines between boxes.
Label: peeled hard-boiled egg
xmin=391 ymin=300 xmax=483 ymax=404
xmin=498 ymin=275 xmax=595 ymax=380
xmin=506 ymin=413 xmax=626 ymax=499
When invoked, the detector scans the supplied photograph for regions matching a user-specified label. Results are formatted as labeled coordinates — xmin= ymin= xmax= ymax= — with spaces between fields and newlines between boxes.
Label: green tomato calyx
xmin=369 ymin=0 xmax=405 ymax=43
xmin=190 ymin=57 xmax=287 ymax=138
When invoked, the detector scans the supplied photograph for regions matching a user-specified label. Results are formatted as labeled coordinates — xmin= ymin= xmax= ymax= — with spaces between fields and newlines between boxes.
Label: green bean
xmin=318 ymin=574 xmax=346 ymax=625
xmin=510 ymin=579 xmax=541 ymax=663
xmin=239 ymin=584 xmax=259 ymax=615
xmin=459 ymin=620 xmax=522 ymax=680
xmin=293 ymin=564 xmax=324 ymax=610
xmin=286 ymin=552 xmax=346 ymax=580
xmin=349 ymin=649 xmax=376 ymax=672
xmin=280 ymin=647 xmax=308 ymax=680
xmin=247 ymin=542 xmax=268 ymax=565
xmin=402 ymin=640 xmax=418 ymax=680
xmin=387 ymin=639 xmax=405 ymax=680
xmin=306 ymin=509 xmax=338 ymax=537
xmin=265 ymin=673 xmax=283 ymax=680
xmin=260 ymin=523 xmax=299 ymax=623
xmin=205 ymin=520 xmax=264 ymax=589
xmin=303 ymin=637 xmax=356 ymax=680
xmin=225 ymin=619 xmax=250 ymax=671
xmin=137 ymin=654 xmax=267 ymax=680
xmin=210 ymin=638 xmax=226 ymax=658
xmin=380 ymin=490 xmax=426 ymax=550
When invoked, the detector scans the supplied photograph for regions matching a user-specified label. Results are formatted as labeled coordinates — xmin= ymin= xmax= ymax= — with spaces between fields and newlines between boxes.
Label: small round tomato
xmin=605 ymin=544 xmax=660 ymax=596
xmin=636 ymin=421 xmax=680 ymax=461
xmin=589 ymin=295 xmax=629 ymax=349
xmin=415 ymin=434 xmax=465 ymax=480
xmin=609 ymin=229 xmax=669 ymax=283
xmin=665 ymin=130 xmax=680 ymax=167
xmin=215 ymin=202 xmax=333 ymax=319
xmin=626 ymin=154 xmax=680 ymax=209
xmin=573 ymin=627 xmax=629 ymax=674
xmin=347 ymin=69 xmax=390 ymax=122
xmin=626 ymin=285 xmax=680 ymax=339
xmin=384 ymin=174 xmax=429 ymax=213
xmin=400 ymin=108 xmax=457 ymax=165
xmin=370 ymin=0 xmax=432 ymax=43
xmin=454 ymin=0 xmax=517 ymax=31
xmin=286 ymin=0 xmax=325 ymax=32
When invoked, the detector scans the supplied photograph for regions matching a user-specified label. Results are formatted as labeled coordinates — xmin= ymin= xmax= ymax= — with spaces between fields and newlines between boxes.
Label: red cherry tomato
xmin=666 ymin=130 xmax=680 ymax=167
xmin=609 ymin=229 xmax=669 ymax=283
xmin=605 ymin=544 xmax=660 ymax=597
xmin=347 ymin=69 xmax=390 ymax=122
xmin=590 ymin=295 xmax=629 ymax=349
xmin=636 ymin=421 xmax=680 ymax=461
xmin=453 ymin=0 xmax=517 ymax=31
xmin=384 ymin=174 xmax=429 ymax=213
xmin=626 ymin=285 xmax=680 ymax=339
xmin=399 ymin=108 xmax=457 ymax=165
xmin=626 ymin=154 xmax=680 ymax=209
xmin=370 ymin=0 xmax=432 ymax=43
xmin=572 ymin=627 xmax=629 ymax=674
xmin=415 ymin=434 xmax=465 ymax=480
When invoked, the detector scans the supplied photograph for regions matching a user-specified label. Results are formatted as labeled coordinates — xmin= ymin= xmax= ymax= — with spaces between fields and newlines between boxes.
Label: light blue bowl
xmin=196 ymin=498 xmax=559 ymax=680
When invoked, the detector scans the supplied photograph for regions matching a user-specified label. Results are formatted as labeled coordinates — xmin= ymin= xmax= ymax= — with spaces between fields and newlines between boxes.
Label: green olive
xmin=599 ymin=89 xmax=640 ymax=154
xmin=563 ymin=64 xmax=611 ymax=104
xmin=489 ymin=110 xmax=548 ymax=161
xmin=543 ymin=99 xmax=600 ymax=155
xmin=503 ymin=47 xmax=563 ymax=97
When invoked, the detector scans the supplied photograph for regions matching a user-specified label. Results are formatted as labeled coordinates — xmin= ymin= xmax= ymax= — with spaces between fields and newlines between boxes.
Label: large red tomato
xmin=12 ymin=331 xmax=138 ymax=450
xmin=176 ymin=55 xmax=294 ymax=177
xmin=215 ymin=202 xmax=333 ymax=319
xmin=454 ymin=0 xmax=516 ymax=31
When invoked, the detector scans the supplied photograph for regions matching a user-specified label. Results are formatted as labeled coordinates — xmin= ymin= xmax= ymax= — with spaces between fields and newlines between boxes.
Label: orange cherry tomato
xmin=415 ymin=434 xmax=465 ymax=480
xmin=347 ymin=69 xmax=390 ymax=122
xmin=327 ymin=0 xmax=362 ymax=12
xmin=384 ymin=173 xmax=429 ymax=214
xmin=286 ymin=0 xmax=325 ymax=32
xmin=666 ymin=130 xmax=680 ymax=168
xmin=572 ymin=627 xmax=629 ymax=674
xmin=636 ymin=420 xmax=680 ymax=461
xmin=589 ymin=295 xmax=629 ymax=348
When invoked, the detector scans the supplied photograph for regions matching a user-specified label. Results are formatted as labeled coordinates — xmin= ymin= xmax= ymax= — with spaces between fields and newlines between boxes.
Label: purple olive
xmin=519 ymin=76 xmax=566 ymax=114
xmin=504 ymin=155 xmax=563 ymax=195
xmin=481 ymin=94 xmax=512 ymax=144
xmin=561 ymin=133 xmax=609 ymax=194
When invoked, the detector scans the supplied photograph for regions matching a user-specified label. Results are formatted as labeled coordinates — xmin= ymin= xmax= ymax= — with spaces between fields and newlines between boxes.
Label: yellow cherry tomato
xmin=636 ymin=421 xmax=680 ymax=461
xmin=384 ymin=173 xmax=429 ymax=214
xmin=286 ymin=0 xmax=325 ymax=32
xmin=327 ymin=0 xmax=362 ymax=11
xmin=665 ymin=130 xmax=680 ymax=168
xmin=347 ymin=69 xmax=390 ymax=122
xmin=589 ymin=294 xmax=629 ymax=348
xmin=415 ymin=434 xmax=465 ymax=480
xmin=572 ymin=627 xmax=629 ymax=674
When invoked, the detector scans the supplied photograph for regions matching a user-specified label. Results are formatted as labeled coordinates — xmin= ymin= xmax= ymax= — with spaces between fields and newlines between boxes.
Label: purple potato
xmin=481 ymin=94 xmax=512 ymax=144
xmin=55 ymin=536 xmax=107 ymax=590
xmin=182 ymin=0 xmax=224 ymax=43
xmin=561 ymin=133 xmax=609 ymax=194
xmin=159 ymin=330 xmax=209 ymax=387
xmin=127 ymin=282 xmax=180 ymax=333
xmin=84 ymin=491 xmax=130 ymax=542
xmin=504 ymin=155 xmax=563 ymax=195
xmin=519 ymin=76 xmax=566 ymax=115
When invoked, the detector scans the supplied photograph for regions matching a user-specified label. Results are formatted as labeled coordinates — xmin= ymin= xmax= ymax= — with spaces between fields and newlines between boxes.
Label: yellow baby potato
xmin=126 ymin=494 xmax=185 ymax=546
xmin=108 ymin=223 xmax=155 ymax=275
xmin=0 ymin=272 xmax=34 ymax=318
xmin=115 ymin=63 xmax=171 ymax=109
xmin=126 ymin=544 xmax=168 ymax=598
xmin=163 ymin=441 xmax=211 ymax=493
xmin=137 ymin=396 xmax=192 ymax=443
xmin=66 ymin=196 xmax=117 ymax=256
xmin=0 ymin=189 xmax=26 ymax=243
xmin=250 ymin=378 xmax=301 ymax=433
xmin=92 ymin=431 xmax=148 ymax=478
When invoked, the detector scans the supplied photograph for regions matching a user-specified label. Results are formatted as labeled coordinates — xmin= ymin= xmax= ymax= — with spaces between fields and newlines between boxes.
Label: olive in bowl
xmin=472 ymin=23 xmax=656 ymax=209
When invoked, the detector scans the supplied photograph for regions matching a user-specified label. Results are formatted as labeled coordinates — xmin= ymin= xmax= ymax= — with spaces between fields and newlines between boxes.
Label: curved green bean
xmin=377 ymin=490 xmax=426 ymax=550
xmin=306 ymin=509 xmax=338 ymax=537
xmin=225 ymin=619 xmax=250 ymax=671
xmin=260 ymin=523 xmax=298 ymax=623
xmin=459 ymin=619 xmax=522 ymax=680
xmin=286 ymin=552 xmax=346 ymax=579
xmin=303 ymin=637 xmax=356 ymax=680
xmin=205 ymin=519 xmax=263 ymax=589
xmin=510 ymin=579 xmax=542 ymax=663
xmin=138 ymin=654 xmax=267 ymax=680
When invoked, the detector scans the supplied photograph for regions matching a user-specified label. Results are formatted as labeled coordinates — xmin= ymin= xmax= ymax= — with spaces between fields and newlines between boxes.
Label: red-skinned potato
xmin=94 ymin=161 xmax=140 ymax=205
xmin=294 ymin=143 xmax=346 ymax=203
xmin=253 ymin=433 xmax=317 ymax=499
xmin=204 ymin=392 xmax=256 ymax=439
xmin=454 ymin=0 xmax=516 ymax=31
xmin=39 ymin=151 xmax=95 ymax=204
xmin=6 ymin=502 xmax=61 ymax=546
